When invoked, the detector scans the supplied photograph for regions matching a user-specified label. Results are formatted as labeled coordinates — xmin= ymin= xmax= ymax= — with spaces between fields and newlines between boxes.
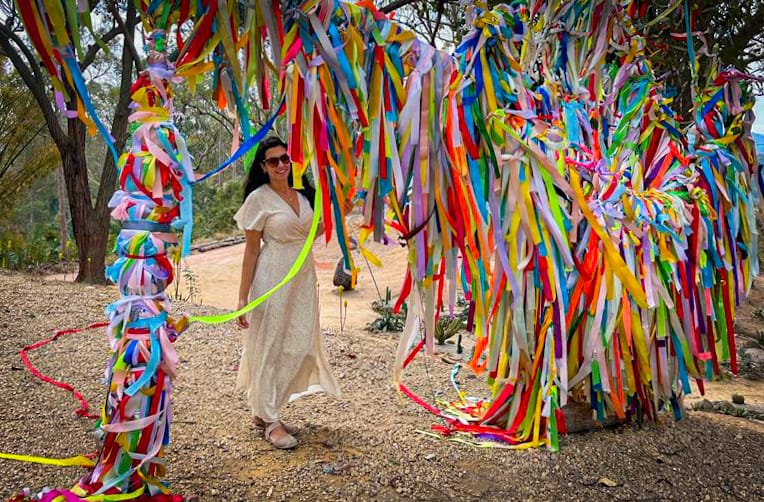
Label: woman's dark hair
xmin=243 ymin=136 xmax=316 ymax=209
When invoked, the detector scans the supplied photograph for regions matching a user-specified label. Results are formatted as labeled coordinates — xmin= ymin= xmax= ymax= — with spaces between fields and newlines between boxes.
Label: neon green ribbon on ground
xmin=189 ymin=190 xmax=322 ymax=325
xmin=0 ymin=452 xmax=95 ymax=468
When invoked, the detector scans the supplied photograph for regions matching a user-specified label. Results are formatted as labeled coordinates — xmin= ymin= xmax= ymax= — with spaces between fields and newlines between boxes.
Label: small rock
xmin=424 ymin=453 xmax=436 ymax=460
xmin=696 ymin=399 xmax=714 ymax=411
xmin=716 ymin=400 xmax=734 ymax=411
xmin=744 ymin=347 xmax=764 ymax=364
xmin=732 ymin=394 xmax=745 ymax=405
xmin=267 ymin=486 xmax=274 ymax=497
xmin=323 ymin=465 xmax=337 ymax=475
xmin=598 ymin=477 xmax=618 ymax=487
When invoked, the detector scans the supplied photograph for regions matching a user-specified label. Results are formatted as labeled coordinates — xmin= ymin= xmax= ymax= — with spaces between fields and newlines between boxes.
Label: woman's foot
xmin=264 ymin=422 xmax=297 ymax=450
xmin=252 ymin=416 xmax=298 ymax=435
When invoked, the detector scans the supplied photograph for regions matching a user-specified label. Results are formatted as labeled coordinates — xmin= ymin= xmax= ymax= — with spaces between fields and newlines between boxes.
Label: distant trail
xmin=191 ymin=235 xmax=246 ymax=253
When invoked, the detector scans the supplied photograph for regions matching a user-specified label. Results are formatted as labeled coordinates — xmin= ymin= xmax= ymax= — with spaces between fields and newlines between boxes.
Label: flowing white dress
xmin=234 ymin=185 xmax=340 ymax=422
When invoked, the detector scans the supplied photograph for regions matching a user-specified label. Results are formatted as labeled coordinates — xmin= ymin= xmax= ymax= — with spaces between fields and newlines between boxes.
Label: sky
xmin=754 ymin=98 xmax=764 ymax=134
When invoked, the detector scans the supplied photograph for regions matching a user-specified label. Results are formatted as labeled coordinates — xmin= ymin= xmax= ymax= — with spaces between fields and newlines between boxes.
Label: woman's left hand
xmin=236 ymin=300 xmax=250 ymax=329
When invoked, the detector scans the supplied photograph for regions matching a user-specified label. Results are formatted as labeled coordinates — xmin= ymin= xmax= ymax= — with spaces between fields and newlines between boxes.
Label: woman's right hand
xmin=236 ymin=300 xmax=249 ymax=329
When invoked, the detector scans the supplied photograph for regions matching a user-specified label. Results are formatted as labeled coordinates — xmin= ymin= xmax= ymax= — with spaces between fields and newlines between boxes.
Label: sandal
xmin=265 ymin=422 xmax=298 ymax=450
xmin=252 ymin=417 xmax=299 ymax=435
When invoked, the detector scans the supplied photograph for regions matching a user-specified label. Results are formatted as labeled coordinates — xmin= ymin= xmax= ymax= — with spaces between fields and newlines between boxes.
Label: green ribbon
xmin=189 ymin=190 xmax=322 ymax=325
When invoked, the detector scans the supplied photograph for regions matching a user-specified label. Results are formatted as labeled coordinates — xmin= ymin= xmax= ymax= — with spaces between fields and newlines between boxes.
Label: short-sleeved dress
xmin=234 ymin=184 xmax=340 ymax=422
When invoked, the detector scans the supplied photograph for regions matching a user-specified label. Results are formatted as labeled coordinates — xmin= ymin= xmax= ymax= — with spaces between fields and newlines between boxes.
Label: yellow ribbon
xmin=0 ymin=452 xmax=95 ymax=468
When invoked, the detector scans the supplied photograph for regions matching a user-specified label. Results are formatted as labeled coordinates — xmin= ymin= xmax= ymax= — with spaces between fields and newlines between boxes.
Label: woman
xmin=234 ymin=136 xmax=340 ymax=449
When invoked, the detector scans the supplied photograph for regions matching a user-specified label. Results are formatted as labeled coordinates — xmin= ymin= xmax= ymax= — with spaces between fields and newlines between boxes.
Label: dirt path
xmin=173 ymin=236 xmax=764 ymax=407
xmin=46 ymin=229 xmax=764 ymax=408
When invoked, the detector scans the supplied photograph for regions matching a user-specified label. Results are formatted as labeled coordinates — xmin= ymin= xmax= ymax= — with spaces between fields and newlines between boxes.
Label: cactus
xmin=435 ymin=315 xmax=464 ymax=345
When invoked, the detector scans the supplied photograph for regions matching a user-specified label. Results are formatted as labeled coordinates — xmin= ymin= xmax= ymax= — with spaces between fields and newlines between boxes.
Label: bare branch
xmin=0 ymin=123 xmax=47 ymax=180
xmin=380 ymin=0 xmax=421 ymax=14
xmin=80 ymin=25 xmax=122 ymax=70
xmin=182 ymin=101 xmax=236 ymax=132
xmin=95 ymin=0 xmax=139 ymax=217
xmin=429 ymin=1 xmax=446 ymax=46
xmin=105 ymin=0 xmax=145 ymax=72
xmin=0 ymin=20 xmax=45 ymax=84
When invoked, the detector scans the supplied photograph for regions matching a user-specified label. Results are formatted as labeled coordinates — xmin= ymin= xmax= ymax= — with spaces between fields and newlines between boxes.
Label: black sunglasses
xmin=263 ymin=154 xmax=292 ymax=168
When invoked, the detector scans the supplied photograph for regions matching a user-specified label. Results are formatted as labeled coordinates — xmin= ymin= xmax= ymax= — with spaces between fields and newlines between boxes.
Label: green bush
xmin=0 ymin=222 xmax=72 ymax=270
xmin=192 ymin=179 xmax=242 ymax=240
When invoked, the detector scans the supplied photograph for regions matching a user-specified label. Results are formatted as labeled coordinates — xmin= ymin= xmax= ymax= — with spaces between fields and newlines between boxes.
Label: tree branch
xmin=429 ymin=1 xmax=446 ymax=47
xmin=95 ymin=0 xmax=138 ymax=217
xmin=0 ymin=23 xmax=65 ymax=147
xmin=80 ymin=24 xmax=122 ymax=70
xmin=182 ymin=101 xmax=236 ymax=132
xmin=106 ymin=0 xmax=145 ymax=72
xmin=380 ymin=0 xmax=421 ymax=14
xmin=0 ymin=22 xmax=45 ymax=84
xmin=0 ymin=123 xmax=47 ymax=180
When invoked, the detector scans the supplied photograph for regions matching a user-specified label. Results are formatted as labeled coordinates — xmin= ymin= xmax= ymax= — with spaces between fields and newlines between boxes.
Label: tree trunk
xmin=55 ymin=166 xmax=68 ymax=259
xmin=60 ymin=118 xmax=101 ymax=282
xmin=0 ymin=4 xmax=138 ymax=284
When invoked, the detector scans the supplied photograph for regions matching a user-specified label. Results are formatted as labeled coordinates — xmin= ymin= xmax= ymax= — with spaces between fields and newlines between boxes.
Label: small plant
xmin=338 ymin=286 xmax=348 ymax=333
xmin=435 ymin=315 xmax=464 ymax=345
xmin=183 ymin=265 xmax=202 ymax=304
xmin=436 ymin=297 xmax=470 ymax=349
xmin=752 ymin=308 xmax=764 ymax=321
xmin=171 ymin=259 xmax=202 ymax=304
xmin=0 ymin=225 xmax=66 ymax=271
xmin=367 ymin=287 xmax=407 ymax=333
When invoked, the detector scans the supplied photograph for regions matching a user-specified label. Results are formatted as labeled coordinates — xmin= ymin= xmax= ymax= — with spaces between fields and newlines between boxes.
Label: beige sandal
xmin=252 ymin=417 xmax=299 ymax=435
xmin=265 ymin=422 xmax=298 ymax=450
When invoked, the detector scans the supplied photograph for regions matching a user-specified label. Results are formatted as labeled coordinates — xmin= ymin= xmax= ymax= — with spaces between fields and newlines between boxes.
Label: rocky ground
xmin=1 ymin=271 xmax=763 ymax=501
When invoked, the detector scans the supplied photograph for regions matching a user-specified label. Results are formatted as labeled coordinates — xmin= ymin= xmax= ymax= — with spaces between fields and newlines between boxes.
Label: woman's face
xmin=262 ymin=145 xmax=291 ymax=182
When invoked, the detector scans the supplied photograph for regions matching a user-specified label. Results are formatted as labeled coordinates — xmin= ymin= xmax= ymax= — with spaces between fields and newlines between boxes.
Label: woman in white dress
xmin=234 ymin=136 xmax=340 ymax=449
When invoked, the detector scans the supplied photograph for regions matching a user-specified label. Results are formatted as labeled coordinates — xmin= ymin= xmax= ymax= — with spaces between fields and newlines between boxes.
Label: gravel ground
xmin=1 ymin=271 xmax=763 ymax=501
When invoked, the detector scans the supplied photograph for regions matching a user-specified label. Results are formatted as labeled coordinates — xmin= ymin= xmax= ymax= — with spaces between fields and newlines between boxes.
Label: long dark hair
xmin=243 ymin=136 xmax=316 ymax=209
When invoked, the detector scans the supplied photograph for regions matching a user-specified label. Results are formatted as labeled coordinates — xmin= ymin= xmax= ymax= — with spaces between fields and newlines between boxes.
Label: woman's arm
xmin=236 ymin=229 xmax=262 ymax=328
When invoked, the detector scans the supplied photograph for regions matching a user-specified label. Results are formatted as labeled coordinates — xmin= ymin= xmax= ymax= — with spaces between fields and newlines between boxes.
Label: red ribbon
xmin=19 ymin=322 xmax=108 ymax=419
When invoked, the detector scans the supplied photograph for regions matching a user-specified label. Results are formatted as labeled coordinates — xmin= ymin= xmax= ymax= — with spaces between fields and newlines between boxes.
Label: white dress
xmin=233 ymin=184 xmax=340 ymax=422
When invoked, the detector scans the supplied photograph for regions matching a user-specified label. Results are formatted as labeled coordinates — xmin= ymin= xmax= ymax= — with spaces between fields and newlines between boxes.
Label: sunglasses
xmin=263 ymin=154 xmax=292 ymax=168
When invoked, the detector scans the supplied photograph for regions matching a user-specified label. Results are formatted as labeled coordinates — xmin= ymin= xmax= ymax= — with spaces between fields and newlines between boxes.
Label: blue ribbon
xmin=193 ymin=97 xmax=284 ymax=184
xmin=61 ymin=52 xmax=119 ymax=165
xmin=172 ymin=176 xmax=194 ymax=258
